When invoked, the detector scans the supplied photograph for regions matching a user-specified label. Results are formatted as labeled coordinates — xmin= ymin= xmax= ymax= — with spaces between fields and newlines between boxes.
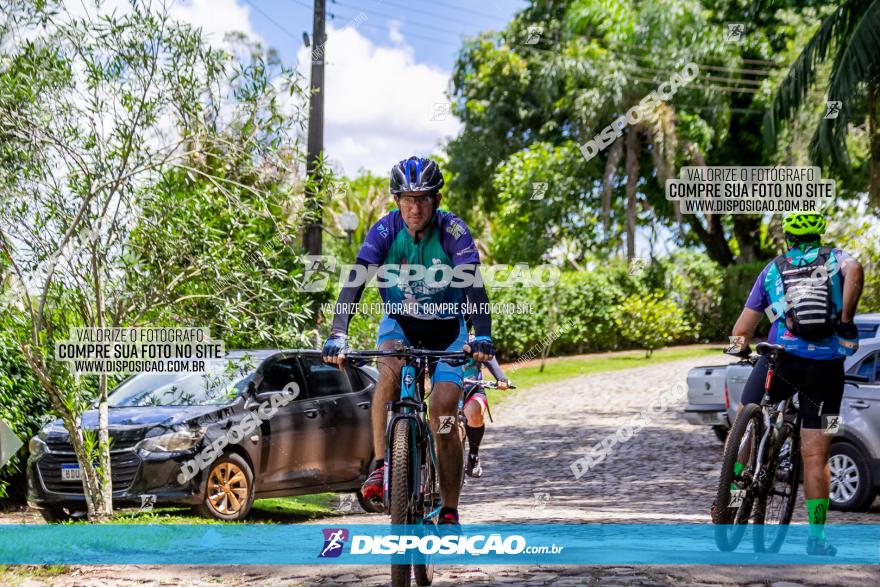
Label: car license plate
xmin=700 ymin=412 xmax=720 ymax=424
xmin=61 ymin=464 xmax=82 ymax=481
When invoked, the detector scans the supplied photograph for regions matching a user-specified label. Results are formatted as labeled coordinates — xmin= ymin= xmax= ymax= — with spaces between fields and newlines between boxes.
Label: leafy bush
xmin=490 ymin=261 xmax=647 ymax=359
xmin=614 ymin=293 xmax=693 ymax=357
xmin=0 ymin=313 xmax=53 ymax=505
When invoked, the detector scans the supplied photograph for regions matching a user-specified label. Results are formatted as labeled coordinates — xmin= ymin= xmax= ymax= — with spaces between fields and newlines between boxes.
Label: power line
xmin=619 ymin=63 xmax=767 ymax=86
xmin=328 ymin=8 xmax=463 ymax=47
xmin=429 ymin=0 xmax=511 ymax=22
xmin=347 ymin=0 xmax=499 ymax=28
xmin=244 ymin=0 xmax=305 ymax=43
xmin=629 ymin=76 xmax=761 ymax=94
xmin=536 ymin=47 xmax=777 ymax=78
xmin=332 ymin=0 xmax=473 ymax=38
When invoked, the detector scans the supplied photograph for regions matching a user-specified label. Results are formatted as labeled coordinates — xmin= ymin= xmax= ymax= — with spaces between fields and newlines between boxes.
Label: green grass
xmin=0 ymin=564 xmax=68 ymax=583
xmin=488 ymin=346 xmax=721 ymax=406
xmin=63 ymin=493 xmax=338 ymax=525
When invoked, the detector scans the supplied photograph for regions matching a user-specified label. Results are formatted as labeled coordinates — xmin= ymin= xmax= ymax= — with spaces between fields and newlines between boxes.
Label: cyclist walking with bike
xmin=723 ymin=212 xmax=863 ymax=555
xmin=322 ymin=156 xmax=495 ymax=526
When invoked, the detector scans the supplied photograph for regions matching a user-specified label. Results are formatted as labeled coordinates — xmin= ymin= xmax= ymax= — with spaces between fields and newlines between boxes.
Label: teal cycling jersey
xmin=745 ymin=245 xmax=851 ymax=360
xmin=357 ymin=209 xmax=480 ymax=319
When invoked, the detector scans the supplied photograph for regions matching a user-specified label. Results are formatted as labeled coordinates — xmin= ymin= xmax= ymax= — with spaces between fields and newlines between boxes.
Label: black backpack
xmin=774 ymin=246 xmax=838 ymax=341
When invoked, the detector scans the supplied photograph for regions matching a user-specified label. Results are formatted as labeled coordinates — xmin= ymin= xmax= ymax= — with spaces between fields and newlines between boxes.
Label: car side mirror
xmin=845 ymin=374 xmax=870 ymax=384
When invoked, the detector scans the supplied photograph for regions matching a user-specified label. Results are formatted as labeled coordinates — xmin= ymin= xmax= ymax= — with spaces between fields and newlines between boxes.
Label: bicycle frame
xmin=748 ymin=348 xmax=800 ymax=501
xmin=382 ymin=354 xmax=442 ymax=521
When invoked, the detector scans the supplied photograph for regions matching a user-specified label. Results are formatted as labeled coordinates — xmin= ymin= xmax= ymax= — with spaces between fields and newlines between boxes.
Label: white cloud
xmin=297 ymin=22 xmax=460 ymax=177
xmin=63 ymin=0 xmax=261 ymax=47
xmin=170 ymin=0 xmax=261 ymax=46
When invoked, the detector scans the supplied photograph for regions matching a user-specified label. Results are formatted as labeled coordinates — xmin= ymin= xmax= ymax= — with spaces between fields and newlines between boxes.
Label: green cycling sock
xmin=806 ymin=498 xmax=829 ymax=539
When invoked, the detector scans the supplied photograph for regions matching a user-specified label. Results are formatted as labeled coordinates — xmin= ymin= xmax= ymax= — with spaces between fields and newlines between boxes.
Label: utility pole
xmin=304 ymin=0 xmax=326 ymax=256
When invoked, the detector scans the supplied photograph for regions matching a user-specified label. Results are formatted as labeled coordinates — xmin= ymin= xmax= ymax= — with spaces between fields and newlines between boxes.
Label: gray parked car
xmin=685 ymin=313 xmax=880 ymax=511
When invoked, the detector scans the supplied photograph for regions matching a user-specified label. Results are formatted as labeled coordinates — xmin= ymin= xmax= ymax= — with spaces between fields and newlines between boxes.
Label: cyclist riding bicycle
xmin=322 ymin=156 xmax=495 ymax=525
xmin=724 ymin=211 xmax=863 ymax=556
xmin=461 ymin=331 xmax=509 ymax=478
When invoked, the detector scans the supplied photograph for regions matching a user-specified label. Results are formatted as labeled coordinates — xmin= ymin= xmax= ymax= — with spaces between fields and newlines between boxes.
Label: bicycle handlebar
xmin=463 ymin=378 xmax=516 ymax=390
xmin=342 ymin=348 xmax=473 ymax=366
xmin=343 ymin=348 xmax=470 ymax=359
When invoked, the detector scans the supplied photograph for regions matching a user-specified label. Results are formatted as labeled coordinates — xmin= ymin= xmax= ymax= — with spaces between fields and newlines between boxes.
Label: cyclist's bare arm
xmin=839 ymin=257 xmax=864 ymax=322
xmin=729 ymin=308 xmax=763 ymax=350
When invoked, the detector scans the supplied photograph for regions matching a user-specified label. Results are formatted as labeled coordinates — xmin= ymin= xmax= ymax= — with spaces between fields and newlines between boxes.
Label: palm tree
xmin=763 ymin=0 xmax=880 ymax=206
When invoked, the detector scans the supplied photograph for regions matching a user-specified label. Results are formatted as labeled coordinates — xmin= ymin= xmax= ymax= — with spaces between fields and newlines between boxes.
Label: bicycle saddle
xmin=756 ymin=342 xmax=785 ymax=357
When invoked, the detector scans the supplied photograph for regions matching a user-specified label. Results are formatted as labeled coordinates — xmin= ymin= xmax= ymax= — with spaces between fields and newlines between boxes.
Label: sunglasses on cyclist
xmin=396 ymin=194 xmax=437 ymax=207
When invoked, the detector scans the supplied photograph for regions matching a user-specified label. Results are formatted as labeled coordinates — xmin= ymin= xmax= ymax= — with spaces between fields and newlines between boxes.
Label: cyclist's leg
xmin=362 ymin=317 xmax=407 ymax=499
xmin=463 ymin=392 xmax=487 ymax=477
xmin=373 ymin=316 xmax=408 ymax=459
xmin=431 ymin=380 xmax=464 ymax=509
xmin=463 ymin=393 xmax=486 ymax=428
xmin=739 ymin=355 xmax=770 ymax=407
xmin=791 ymin=357 xmax=844 ymax=547
xmin=429 ymin=318 xmax=468 ymax=516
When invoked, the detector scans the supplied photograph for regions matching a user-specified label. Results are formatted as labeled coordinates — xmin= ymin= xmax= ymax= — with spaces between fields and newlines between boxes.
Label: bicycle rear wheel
xmin=753 ymin=423 xmax=801 ymax=553
xmin=714 ymin=403 xmax=762 ymax=551
xmin=390 ymin=418 xmax=413 ymax=587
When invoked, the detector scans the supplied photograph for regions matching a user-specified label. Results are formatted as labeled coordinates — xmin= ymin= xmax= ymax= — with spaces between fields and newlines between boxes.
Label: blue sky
xmin=216 ymin=0 xmax=527 ymax=175
xmin=246 ymin=0 xmax=525 ymax=72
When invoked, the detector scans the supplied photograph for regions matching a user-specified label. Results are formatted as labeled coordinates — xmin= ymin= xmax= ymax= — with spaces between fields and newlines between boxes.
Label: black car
xmin=27 ymin=350 xmax=377 ymax=521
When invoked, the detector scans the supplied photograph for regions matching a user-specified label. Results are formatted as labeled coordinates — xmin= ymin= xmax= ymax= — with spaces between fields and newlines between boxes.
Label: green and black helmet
xmin=782 ymin=212 xmax=826 ymax=236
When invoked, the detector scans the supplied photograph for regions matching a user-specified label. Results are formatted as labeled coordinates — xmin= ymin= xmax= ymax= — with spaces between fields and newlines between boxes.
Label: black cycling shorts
xmin=740 ymin=353 xmax=844 ymax=429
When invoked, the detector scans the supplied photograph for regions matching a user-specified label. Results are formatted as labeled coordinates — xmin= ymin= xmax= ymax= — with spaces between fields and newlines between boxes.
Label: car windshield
xmin=108 ymin=356 xmax=258 ymax=407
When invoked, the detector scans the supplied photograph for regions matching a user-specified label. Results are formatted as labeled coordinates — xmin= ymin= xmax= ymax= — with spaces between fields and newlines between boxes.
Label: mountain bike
xmin=713 ymin=342 xmax=802 ymax=553
xmin=344 ymin=347 xmax=472 ymax=587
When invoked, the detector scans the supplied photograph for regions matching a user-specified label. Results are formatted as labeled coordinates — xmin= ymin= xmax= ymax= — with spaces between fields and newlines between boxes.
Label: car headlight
xmin=29 ymin=437 xmax=48 ymax=458
xmin=137 ymin=428 xmax=205 ymax=453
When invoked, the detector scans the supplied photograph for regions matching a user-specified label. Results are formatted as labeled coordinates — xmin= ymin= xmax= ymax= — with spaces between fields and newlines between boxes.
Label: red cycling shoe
xmin=361 ymin=464 xmax=385 ymax=502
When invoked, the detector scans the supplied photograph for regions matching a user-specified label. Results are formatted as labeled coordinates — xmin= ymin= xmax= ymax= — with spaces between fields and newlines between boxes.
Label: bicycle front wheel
xmin=753 ymin=423 xmax=801 ymax=553
xmin=714 ymin=403 xmax=762 ymax=551
xmin=390 ymin=418 xmax=413 ymax=587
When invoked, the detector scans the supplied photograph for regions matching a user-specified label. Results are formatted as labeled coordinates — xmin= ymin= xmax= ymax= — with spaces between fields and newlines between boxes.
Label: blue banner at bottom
xmin=1 ymin=524 xmax=878 ymax=565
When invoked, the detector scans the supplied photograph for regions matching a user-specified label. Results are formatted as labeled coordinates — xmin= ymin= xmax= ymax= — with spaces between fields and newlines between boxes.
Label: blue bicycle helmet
xmin=390 ymin=156 xmax=445 ymax=194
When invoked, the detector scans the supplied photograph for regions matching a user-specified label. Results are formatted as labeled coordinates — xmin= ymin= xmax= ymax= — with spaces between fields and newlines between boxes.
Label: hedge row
xmin=342 ymin=254 xmax=769 ymax=361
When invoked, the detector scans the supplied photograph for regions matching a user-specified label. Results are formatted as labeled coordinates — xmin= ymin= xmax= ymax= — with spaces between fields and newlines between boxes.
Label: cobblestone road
xmin=10 ymin=356 xmax=880 ymax=586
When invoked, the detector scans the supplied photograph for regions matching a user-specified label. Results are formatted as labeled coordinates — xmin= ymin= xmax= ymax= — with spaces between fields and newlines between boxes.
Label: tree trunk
xmin=20 ymin=345 xmax=110 ymax=519
xmin=683 ymin=143 xmax=735 ymax=266
xmin=601 ymin=138 xmax=623 ymax=236
xmin=685 ymin=214 xmax=735 ymax=266
xmin=91 ymin=246 xmax=113 ymax=521
xmin=732 ymin=216 xmax=764 ymax=263
xmin=625 ymin=128 xmax=639 ymax=259
xmin=869 ymin=65 xmax=880 ymax=209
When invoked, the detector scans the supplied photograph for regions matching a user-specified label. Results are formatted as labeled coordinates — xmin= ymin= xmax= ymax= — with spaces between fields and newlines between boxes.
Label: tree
xmin=762 ymin=0 xmax=880 ymax=207
xmin=445 ymin=0 xmax=850 ymax=266
xmin=0 ymin=0 xmax=308 ymax=520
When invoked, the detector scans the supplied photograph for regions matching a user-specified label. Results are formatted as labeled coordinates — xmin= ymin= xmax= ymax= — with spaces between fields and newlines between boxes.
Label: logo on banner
xmin=319 ymin=528 xmax=349 ymax=558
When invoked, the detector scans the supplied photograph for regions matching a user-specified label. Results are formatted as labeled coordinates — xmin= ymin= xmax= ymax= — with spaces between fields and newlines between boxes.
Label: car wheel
xmin=195 ymin=453 xmax=255 ymax=521
xmin=713 ymin=426 xmax=729 ymax=443
xmin=829 ymin=443 xmax=875 ymax=512
xmin=36 ymin=506 xmax=71 ymax=523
